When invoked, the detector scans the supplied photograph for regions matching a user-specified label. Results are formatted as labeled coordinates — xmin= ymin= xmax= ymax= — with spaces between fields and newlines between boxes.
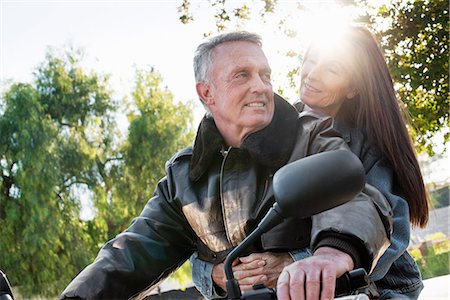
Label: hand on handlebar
xmin=212 ymin=261 xmax=235 ymax=292
xmin=277 ymin=247 xmax=354 ymax=300
xmin=235 ymin=252 xmax=293 ymax=289
xmin=213 ymin=252 xmax=293 ymax=292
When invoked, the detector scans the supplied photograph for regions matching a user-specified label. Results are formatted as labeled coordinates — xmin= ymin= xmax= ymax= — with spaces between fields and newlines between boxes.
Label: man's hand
xmin=234 ymin=252 xmax=293 ymax=289
xmin=277 ymin=247 xmax=354 ymax=300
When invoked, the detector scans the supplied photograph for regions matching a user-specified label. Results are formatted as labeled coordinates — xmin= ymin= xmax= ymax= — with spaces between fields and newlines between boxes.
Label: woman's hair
xmin=329 ymin=25 xmax=429 ymax=227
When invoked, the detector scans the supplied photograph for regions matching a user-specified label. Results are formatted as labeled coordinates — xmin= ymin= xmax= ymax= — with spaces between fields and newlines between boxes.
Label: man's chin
xmin=245 ymin=118 xmax=272 ymax=133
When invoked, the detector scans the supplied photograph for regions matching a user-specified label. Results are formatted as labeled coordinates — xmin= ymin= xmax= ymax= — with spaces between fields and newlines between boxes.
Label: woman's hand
xmin=277 ymin=247 xmax=354 ymax=300
xmin=233 ymin=252 xmax=294 ymax=290
xmin=211 ymin=252 xmax=293 ymax=292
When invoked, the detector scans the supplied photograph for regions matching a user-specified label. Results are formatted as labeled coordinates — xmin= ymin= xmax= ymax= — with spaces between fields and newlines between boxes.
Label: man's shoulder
xmin=167 ymin=146 xmax=193 ymax=166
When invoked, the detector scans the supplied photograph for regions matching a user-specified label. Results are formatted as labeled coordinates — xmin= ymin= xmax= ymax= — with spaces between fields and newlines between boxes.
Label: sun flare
xmin=297 ymin=4 xmax=357 ymax=50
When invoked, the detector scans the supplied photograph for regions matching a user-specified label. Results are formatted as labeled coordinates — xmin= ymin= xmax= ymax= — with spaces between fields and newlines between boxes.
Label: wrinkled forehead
xmin=211 ymin=40 xmax=268 ymax=63
xmin=207 ymin=41 xmax=271 ymax=82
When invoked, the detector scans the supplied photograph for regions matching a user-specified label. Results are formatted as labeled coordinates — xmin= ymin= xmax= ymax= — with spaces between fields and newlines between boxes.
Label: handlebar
xmin=0 ymin=271 xmax=13 ymax=300
xmin=235 ymin=268 xmax=369 ymax=300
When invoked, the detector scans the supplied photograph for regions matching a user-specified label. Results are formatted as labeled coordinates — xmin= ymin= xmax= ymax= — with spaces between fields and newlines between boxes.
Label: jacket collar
xmin=189 ymin=94 xmax=299 ymax=182
xmin=293 ymin=101 xmax=351 ymax=143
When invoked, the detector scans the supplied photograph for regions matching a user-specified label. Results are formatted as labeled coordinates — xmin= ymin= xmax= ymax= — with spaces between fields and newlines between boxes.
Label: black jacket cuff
xmin=312 ymin=232 xmax=370 ymax=272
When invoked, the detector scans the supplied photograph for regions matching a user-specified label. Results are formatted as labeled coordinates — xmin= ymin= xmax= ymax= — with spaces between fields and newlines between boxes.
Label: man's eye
xmin=236 ymin=72 xmax=248 ymax=78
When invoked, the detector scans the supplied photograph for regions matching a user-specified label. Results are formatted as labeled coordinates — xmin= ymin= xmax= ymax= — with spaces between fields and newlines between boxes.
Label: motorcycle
xmin=0 ymin=270 xmax=13 ymax=300
xmin=223 ymin=150 xmax=371 ymax=300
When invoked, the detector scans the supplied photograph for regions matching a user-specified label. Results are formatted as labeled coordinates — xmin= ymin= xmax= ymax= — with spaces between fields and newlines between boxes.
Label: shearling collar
xmin=189 ymin=94 xmax=299 ymax=182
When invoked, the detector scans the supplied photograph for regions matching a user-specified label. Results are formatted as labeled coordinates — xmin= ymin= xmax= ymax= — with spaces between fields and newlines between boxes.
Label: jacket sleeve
xmin=190 ymin=252 xmax=226 ymax=299
xmin=362 ymin=155 xmax=411 ymax=281
xmin=59 ymin=170 xmax=196 ymax=299
xmin=310 ymin=184 xmax=392 ymax=272
xmin=300 ymin=112 xmax=393 ymax=272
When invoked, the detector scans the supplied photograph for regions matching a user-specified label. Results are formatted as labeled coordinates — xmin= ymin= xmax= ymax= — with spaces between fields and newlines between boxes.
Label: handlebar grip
xmin=335 ymin=268 xmax=369 ymax=297
xmin=238 ymin=268 xmax=369 ymax=299
xmin=0 ymin=270 xmax=13 ymax=300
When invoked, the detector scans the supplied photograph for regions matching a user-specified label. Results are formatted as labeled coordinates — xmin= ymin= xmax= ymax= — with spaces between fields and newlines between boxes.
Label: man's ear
xmin=196 ymin=82 xmax=214 ymax=107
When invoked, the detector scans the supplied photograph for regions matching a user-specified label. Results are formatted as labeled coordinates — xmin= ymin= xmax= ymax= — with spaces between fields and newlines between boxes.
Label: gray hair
xmin=193 ymin=31 xmax=262 ymax=83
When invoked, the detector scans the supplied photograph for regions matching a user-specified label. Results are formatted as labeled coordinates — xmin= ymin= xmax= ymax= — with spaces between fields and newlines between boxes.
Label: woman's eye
xmin=304 ymin=57 xmax=317 ymax=65
xmin=328 ymin=66 xmax=340 ymax=74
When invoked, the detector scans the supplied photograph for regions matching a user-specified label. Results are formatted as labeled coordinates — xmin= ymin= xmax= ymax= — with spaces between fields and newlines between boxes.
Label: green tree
xmin=97 ymin=68 xmax=195 ymax=238
xmin=0 ymin=48 xmax=116 ymax=296
xmin=375 ymin=0 xmax=449 ymax=154
xmin=105 ymin=68 xmax=195 ymax=285
xmin=0 ymin=49 xmax=195 ymax=297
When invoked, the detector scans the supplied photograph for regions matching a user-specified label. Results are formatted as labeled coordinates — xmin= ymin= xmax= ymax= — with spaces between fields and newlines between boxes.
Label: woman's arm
xmin=364 ymin=157 xmax=411 ymax=280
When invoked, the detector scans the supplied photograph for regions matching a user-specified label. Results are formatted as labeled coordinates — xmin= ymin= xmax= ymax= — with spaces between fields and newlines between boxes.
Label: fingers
xmin=236 ymin=258 xmax=266 ymax=270
xmin=234 ymin=266 xmax=266 ymax=280
xmin=238 ymin=274 xmax=268 ymax=291
xmin=232 ymin=258 xmax=240 ymax=267
xmin=305 ymin=267 xmax=321 ymax=300
xmin=239 ymin=253 xmax=263 ymax=264
xmin=320 ymin=268 xmax=335 ymax=300
xmin=276 ymin=256 xmax=340 ymax=300
xmin=277 ymin=269 xmax=292 ymax=300
xmin=236 ymin=252 xmax=294 ymax=290
xmin=277 ymin=264 xmax=307 ymax=300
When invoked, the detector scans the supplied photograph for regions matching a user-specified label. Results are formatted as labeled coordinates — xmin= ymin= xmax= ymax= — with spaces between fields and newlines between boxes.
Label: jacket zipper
xmin=254 ymin=174 xmax=272 ymax=219
xmin=219 ymin=146 xmax=233 ymax=245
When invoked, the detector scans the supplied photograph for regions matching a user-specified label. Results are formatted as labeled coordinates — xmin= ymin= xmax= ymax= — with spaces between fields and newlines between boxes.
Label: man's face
xmin=199 ymin=41 xmax=274 ymax=146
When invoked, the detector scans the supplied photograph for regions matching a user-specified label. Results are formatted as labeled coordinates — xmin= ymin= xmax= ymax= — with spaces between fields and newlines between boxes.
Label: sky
xmin=1 ymin=1 xmax=210 ymax=122
xmin=1 ymin=0 xmax=449 ymax=187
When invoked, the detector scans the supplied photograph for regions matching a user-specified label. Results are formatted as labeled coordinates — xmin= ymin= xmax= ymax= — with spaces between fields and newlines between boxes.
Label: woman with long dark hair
xmin=279 ymin=25 xmax=429 ymax=299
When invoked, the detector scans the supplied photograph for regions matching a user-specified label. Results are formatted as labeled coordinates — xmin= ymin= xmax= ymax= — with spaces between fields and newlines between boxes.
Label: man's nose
xmin=250 ymin=74 xmax=270 ymax=93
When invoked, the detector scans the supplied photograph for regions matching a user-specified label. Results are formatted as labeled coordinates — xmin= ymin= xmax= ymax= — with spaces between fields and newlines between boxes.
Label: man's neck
xmin=215 ymin=123 xmax=246 ymax=148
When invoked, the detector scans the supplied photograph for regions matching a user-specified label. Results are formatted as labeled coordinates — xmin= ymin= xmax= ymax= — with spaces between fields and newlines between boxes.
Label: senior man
xmin=60 ymin=32 xmax=390 ymax=300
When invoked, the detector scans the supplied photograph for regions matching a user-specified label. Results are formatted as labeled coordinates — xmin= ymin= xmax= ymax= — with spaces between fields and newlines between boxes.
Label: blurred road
xmin=419 ymin=275 xmax=450 ymax=299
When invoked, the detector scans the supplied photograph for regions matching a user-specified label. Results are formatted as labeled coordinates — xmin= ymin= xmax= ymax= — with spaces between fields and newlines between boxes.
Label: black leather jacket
xmin=60 ymin=96 xmax=391 ymax=299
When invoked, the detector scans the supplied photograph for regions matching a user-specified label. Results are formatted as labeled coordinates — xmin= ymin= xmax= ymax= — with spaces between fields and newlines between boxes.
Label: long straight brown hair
xmin=335 ymin=25 xmax=429 ymax=227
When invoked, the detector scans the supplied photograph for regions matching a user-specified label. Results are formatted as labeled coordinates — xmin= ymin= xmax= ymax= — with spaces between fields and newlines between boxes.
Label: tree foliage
xmin=0 ymin=49 xmax=115 ymax=295
xmin=375 ymin=0 xmax=449 ymax=154
xmin=0 ymin=49 xmax=194 ymax=297
xmin=96 ymin=68 xmax=195 ymax=238
xmin=177 ymin=0 xmax=449 ymax=154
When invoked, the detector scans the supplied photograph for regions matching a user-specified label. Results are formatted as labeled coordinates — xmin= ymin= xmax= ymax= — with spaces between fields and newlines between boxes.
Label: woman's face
xmin=300 ymin=46 xmax=356 ymax=116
